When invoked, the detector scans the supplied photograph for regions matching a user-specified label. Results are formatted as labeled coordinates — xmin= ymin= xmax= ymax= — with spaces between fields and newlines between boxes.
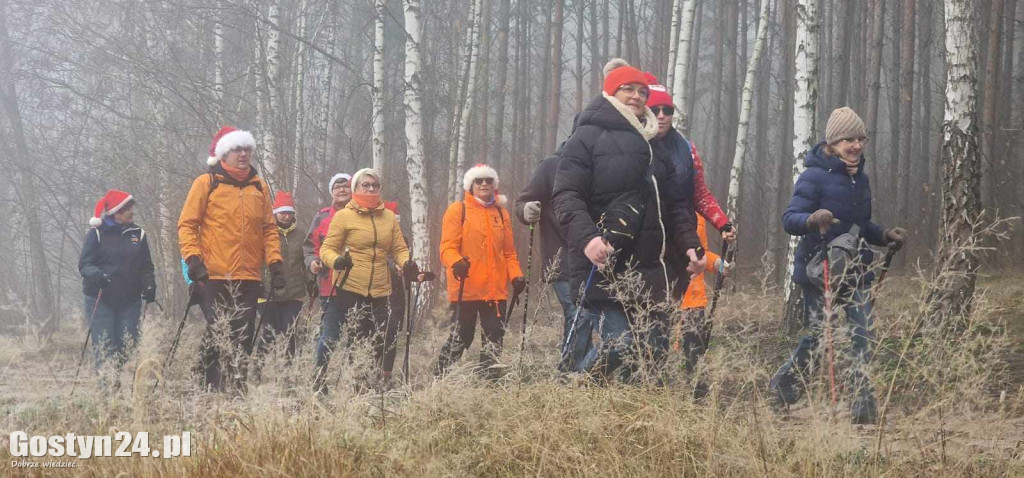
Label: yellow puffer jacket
xmin=177 ymin=166 xmax=282 ymax=281
xmin=319 ymin=200 xmax=410 ymax=298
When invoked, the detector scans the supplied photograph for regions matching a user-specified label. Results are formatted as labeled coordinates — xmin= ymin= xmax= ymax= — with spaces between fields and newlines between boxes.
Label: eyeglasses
xmin=229 ymin=146 xmax=253 ymax=153
xmin=358 ymin=182 xmax=381 ymax=191
xmin=616 ymin=84 xmax=649 ymax=98
xmin=473 ymin=178 xmax=494 ymax=186
xmin=331 ymin=182 xmax=350 ymax=191
xmin=651 ymin=105 xmax=675 ymax=116
xmin=840 ymin=136 xmax=869 ymax=145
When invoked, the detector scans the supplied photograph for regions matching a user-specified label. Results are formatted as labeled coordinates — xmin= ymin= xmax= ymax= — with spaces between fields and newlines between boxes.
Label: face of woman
xmin=833 ymin=137 xmax=866 ymax=164
xmin=112 ymin=204 xmax=134 ymax=225
xmin=613 ymin=83 xmax=649 ymax=117
xmin=355 ymin=175 xmax=381 ymax=195
xmin=223 ymin=146 xmax=252 ymax=169
xmin=471 ymin=177 xmax=495 ymax=201
xmin=331 ymin=179 xmax=351 ymax=205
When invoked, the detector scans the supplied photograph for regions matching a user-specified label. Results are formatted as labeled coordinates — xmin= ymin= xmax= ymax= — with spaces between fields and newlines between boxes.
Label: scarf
xmin=353 ymin=192 xmax=381 ymax=210
xmin=219 ymin=160 xmax=252 ymax=183
xmin=278 ymin=221 xmax=298 ymax=236
xmin=473 ymin=194 xmax=496 ymax=207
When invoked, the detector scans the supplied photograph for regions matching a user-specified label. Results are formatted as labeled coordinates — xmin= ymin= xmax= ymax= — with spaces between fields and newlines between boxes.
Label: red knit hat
xmin=272 ymin=191 xmax=295 ymax=214
xmin=643 ymin=72 xmax=673 ymax=108
xmin=89 ymin=189 xmax=133 ymax=227
xmin=602 ymin=58 xmax=649 ymax=96
xmin=207 ymin=126 xmax=255 ymax=166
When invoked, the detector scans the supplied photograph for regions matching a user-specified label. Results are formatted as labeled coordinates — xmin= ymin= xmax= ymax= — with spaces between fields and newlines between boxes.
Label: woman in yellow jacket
xmin=435 ymin=164 xmax=525 ymax=378
xmin=675 ymin=214 xmax=731 ymax=399
xmin=313 ymin=168 xmax=421 ymax=394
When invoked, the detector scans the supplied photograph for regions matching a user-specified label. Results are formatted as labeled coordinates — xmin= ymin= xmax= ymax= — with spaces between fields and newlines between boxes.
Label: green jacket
xmin=267 ymin=223 xmax=310 ymax=302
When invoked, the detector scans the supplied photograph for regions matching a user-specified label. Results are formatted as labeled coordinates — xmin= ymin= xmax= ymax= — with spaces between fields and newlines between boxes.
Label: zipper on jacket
xmin=647 ymin=142 xmax=671 ymax=296
xmin=367 ymin=211 xmax=379 ymax=297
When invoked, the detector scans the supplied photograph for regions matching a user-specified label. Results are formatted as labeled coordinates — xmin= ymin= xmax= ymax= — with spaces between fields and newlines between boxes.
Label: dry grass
xmin=1 ymin=267 xmax=1023 ymax=477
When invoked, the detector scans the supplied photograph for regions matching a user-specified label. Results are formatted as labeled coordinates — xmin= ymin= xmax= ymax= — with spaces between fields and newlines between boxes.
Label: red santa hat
xmin=643 ymin=72 xmax=674 ymax=108
xmin=207 ymin=126 xmax=256 ymax=166
xmin=89 ymin=189 xmax=134 ymax=227
xmin=272 ymin=191 xmax=295 ymax=214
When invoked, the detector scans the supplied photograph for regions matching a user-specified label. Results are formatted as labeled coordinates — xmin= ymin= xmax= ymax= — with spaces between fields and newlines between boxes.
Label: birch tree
xmin=403 ymin=0 xmax=430 ymax=270
xmin=923 ymin=0 xmax=982 ymax=332
xmin=372 ymin=0 xmax=386 ymax=172
xmin=725 ymin=0 xmax=771 ymax=223
xmin=665 ymin=0 xmax=682 ymax=92
xmin=783 ymin=0 xmax=820 ymax=322
xmin=670 ymin=0 xmax=696 ymax=132
xmin=448 ymin=0 xmax=482 ymax=202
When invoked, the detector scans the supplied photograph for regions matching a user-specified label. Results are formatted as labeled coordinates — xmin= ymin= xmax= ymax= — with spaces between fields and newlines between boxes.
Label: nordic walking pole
xmin=160 ymin=284 xmax=199 ymax=387
xmin=707 ymin=223 xmax=735 ymax=321
xmin=517 ymin=225 xmax=535 ymax=373
xmin=823 ymin=254 xmax=837 ymax=408
xmin=70 ymin=289 xmax=104 ymax=398
xmin=402 ymin=276 xmax=415 ymax=383
xmin=559 ymin=265 xmax=597 ymax=371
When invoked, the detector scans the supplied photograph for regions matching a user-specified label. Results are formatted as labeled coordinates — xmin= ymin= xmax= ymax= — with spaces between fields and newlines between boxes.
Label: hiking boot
xmin=769 ymin=368 xmax=804 ymax=406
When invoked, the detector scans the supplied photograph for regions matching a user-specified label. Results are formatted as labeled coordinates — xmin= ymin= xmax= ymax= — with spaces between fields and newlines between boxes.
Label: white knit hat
xmin=462 ymin=163 xmax=499 ymax=191
xmin=328 ymin=173 xmax=351 ymax=192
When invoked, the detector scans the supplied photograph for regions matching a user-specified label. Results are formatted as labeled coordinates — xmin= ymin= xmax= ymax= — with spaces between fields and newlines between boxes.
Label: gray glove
xmin=523 ymin=201 xmax=542 ymax=224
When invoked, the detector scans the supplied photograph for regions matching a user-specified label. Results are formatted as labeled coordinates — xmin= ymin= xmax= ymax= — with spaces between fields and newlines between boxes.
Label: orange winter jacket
xmin=319 ymin=200 xmax=410 ymax=299
xmin=178 ymin=166 xmax=282 ymax=281
xmin=681 ymin=215 xmax=721 ymax=309
xmin=440 ymin=192 xmax=524 ymax=303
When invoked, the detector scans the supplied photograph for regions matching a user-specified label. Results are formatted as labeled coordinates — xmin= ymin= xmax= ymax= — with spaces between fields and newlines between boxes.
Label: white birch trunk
xmin=923 ymin=0 xmax=982 ymax=329
xmin=213 ymin=0 xmax=225 ymax=120
xmin=291 ymin=0 xmax=308 ymax=193
xmin=725 ymin=0 xmax=771 ymax=220
xmin=262 ymin=0 xmax=281 ymax=184
xmin=671 ymin=0 xmax=697 ymax=132
xmin=665 ymin=0 xmax=682 ymax=89
xmin=783 ymin=0 xmax=820 ymax=299
xmin=372 ymin=0 xmax=386 ymax=172
xmin=404 ymin=0 xmax=431 ymax=270
xmin=449 ymin=0 xmax=483 ymax=203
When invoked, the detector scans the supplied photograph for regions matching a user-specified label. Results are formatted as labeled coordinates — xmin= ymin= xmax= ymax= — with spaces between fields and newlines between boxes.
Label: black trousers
xmin=196 ymin=280 xmax=263 ymax=392
xmin=255 ymin=299 xmax=303 ymax=364
xmin=435 ymin=300 xmax=508 ymax=376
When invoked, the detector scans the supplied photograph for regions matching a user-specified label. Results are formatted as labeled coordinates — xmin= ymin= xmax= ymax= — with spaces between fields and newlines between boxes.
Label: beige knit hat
xmin=825 ymin=107 xmax=867 ymax=145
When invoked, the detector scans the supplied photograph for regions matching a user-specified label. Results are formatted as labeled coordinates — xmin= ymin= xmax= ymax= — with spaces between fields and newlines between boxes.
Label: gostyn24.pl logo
xmin=9 ymin=431 xmax=192 ymax=462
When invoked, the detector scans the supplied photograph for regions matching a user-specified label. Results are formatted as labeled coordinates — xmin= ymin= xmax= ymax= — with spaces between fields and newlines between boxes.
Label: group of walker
xmin=78 ymin=58 xmax=905 ymax=423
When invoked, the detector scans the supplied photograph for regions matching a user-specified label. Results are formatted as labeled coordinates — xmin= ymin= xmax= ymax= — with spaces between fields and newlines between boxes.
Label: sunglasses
xmin=651 ymin=105 xmax=675 ymax=116
xmin=473 ymin=177 xmax=494 ymax=186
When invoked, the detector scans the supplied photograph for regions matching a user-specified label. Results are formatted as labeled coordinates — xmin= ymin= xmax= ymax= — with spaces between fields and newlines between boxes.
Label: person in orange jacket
xmin=435 ymin=164 xmax=525 ymax=378
xmin=178 ymin=126 xmax=283 ymax=393
xmin=675 ymin=214 xmax=731 ymax=399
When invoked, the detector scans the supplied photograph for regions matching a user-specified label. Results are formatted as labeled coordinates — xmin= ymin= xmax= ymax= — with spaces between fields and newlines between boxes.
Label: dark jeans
xmin=313 ymin=290 xmax=395 ymax=393
xmin=770 ymin=283 xmax=875 ymax=412
xmin=196 ymin=280 xmax=263 ymax=392
xmin=257 ymin=299 xmax=303 ymax=360
xmin=83 ymin=295 xmax=141 ymax=373
xmin=577 ymin=302 xmax=671 ymax=383
xmin=435 ymin=300 xmax=508 ymax=377
xmin=678 ymin=308 xmax=709 ymax=376
xmin=555 ymin=280 xmax=591 ymax=372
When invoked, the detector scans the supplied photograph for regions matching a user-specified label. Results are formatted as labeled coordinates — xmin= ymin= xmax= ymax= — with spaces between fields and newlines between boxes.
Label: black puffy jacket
xmin=79 ymin=221 xmax=156 ymax=306
xmin=553 ymin=93 xmax=700 ymax=306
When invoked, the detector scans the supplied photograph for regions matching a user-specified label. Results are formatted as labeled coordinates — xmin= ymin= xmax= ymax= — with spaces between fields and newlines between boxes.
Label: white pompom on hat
xmin=89 ymin=189 xmax=133 ymax=227
xmin=207 ymin=126 xmax=256 ymax=166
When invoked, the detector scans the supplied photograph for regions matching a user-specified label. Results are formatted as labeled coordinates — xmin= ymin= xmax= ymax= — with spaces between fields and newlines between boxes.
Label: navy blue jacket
xmin=79 ymin=221 xmax=155 ymax=306
xmin=783 ymin=142 xmax=888 ymax=285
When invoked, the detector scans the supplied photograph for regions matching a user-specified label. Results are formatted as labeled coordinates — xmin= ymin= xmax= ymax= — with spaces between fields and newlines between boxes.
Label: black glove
xmin=452 ymin=257 xmax=471 ymax=280
xmin=333 ymin=254 xmax=353 ymax=271
xmin=511 ymin=276 xmax=527 ymax=295
xmin=402 ymin=261 xmax=420 ymax=282
xmin=88 ymin=271 xmax=111 ymax=289
xmin=419 ymin=271 xmax=436 ymax=282
xmin=269 ymin=261 xmax=286 ymax=294
xmin=186 ymin=256 xmax=209 ymax=282
xmin=142 ymin=283 xmax=157 ymax=303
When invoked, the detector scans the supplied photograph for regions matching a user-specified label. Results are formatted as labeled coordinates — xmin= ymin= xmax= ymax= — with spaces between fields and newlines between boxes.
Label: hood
xmin=803 ymin=141 xmax=866 ymax=174
xmin=577 ymin=93 xmax=659 ymax=141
